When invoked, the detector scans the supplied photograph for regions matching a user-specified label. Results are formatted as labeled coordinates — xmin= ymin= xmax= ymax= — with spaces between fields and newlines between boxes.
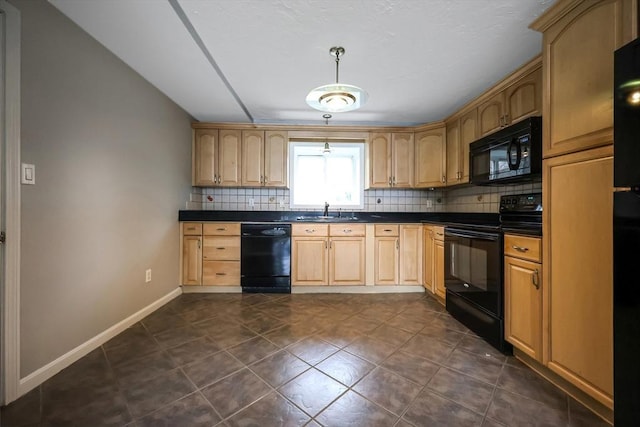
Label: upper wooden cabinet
xmin=477 ymin=67 xmax=542 ymax=137
xmin=242 ymin=130 xmax=288 ymax=187
xmin=414 ymin=126 xmax=446 ymax=188
xmin=193 ymin=129 xmax=241 ymax=187
xmin=531 ymin=0 xmax=636 ymax=158
xmin=369 ymin=132 xmax=414 ymax=188
xmin=445 ymin=110 xmax=477 ymax=186
xmin=445 ymin=119 xmax=460 ymax=185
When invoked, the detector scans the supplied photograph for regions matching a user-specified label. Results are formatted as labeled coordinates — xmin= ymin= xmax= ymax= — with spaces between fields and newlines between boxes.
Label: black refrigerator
xmin=614 ymin=37 xmax=640 ymax=426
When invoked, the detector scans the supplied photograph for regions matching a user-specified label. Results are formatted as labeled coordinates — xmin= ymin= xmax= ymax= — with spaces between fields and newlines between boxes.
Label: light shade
xmin=306 ymin=83 xmax=368 ymax=113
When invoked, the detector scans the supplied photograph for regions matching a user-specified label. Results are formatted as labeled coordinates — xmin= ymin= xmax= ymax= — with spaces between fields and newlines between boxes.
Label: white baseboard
xmin=181 ymin=285 xmax=242 ymax=293
xmin=17 ymin=287 xmax=182 ymax=397
xmin=292 ymin=285 xmax=426 ymax=294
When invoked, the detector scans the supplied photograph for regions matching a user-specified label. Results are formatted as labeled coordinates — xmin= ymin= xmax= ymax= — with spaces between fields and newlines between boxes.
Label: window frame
xmin=289 ymin=141 xmax=365 ymax=210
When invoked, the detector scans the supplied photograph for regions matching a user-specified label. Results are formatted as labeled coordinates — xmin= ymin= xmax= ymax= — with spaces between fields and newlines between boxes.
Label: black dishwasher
xmin=241 ymin=224 xmax=291 ymax=293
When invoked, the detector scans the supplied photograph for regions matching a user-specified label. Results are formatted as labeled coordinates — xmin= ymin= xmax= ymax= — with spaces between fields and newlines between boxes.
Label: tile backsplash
xmin=186 ymin=178 xmax=542 ymax=213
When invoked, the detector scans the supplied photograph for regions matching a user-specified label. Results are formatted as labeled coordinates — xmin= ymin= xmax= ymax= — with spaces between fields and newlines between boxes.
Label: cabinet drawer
xmin=202 ymin=222 xmax=240 ymax=236
xmin=504 ymin=234 xmax=541 ymax=262
xmin=375 ymin=224 xmax=399 ymax=236
xmin=202 ymin=261 xmax=240 ymax=285
xmin=203 ymin=236 xmax=240 ymax=261
xmin=292 ymin=223 xmax=329 ymax=236
xmin=182 ymin=222 xmax=202 ymax=236
xmin=433 ymin=226 xmax=445 ymax=241
xmin=330 ymin=223 xmax=366 ymax=237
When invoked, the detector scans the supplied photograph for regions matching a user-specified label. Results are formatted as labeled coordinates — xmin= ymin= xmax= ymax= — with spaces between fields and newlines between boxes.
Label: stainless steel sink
xmin=295 ymin=215 xmax=360 ymax=222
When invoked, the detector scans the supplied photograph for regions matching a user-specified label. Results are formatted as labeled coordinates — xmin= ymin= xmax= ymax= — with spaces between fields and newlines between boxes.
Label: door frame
xmin=0 ymin=0 xmax=21 ymax=405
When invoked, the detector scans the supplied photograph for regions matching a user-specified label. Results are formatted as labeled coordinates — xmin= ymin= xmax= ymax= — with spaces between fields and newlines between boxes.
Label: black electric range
xmin=499 ymin=193 xmax=542 ymax=236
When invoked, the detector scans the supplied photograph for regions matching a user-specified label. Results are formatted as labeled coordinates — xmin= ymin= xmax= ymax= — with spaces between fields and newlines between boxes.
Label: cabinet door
xmin=218 ymin=130 xmax=242 ymax=186
xmin=505 ymin=256 xmax=542 ymax=361
xmin=423 ymin=227 xmax=434 ymax=293
xmin=459 ymin=110 xmax=478 ymax=184
xmin=264 ymin=131 xmax=288 ymax=187
xmin=182 ymin=235 xmax=201 ymax=285
xmin=241 ymin=130 xmax=264 ymax=187
xmin=538 ymin=0 xmax=627 ymax=158
xmin=399 ymin=225 xmax=422 ymax=285
xmin=478 ymin=92 xmax=505 ymax=137
xmin=391 ymin=133 xmax=414 ymax=187
xmin=329 ymin=237 xmax=365 ymax=285
xmin=445 ymin=119 xmax=461 ymax=185
xmin=292 ymin=237 xmax=328 ymax=285
xmin=369 ymin=133 xmax=392 ymax=188
xmin=193 ymin=129 xmax=217 ymax=186
xmin=374 ymin=236 xmax=399 ymax=285
xmin=434 ymin=239 xmax=446 ymax=300
xmin=505 ymin=67 xmax=542 ymax=125
xmin=543 ymin=145 xmax=613 ymax=408
xmin=415 ymin=128 xmax=445 ymax=188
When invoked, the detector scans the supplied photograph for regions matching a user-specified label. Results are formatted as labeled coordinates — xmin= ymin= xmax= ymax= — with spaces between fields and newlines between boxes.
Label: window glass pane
xmin=290 ymin=142 xmax=364 ymax=209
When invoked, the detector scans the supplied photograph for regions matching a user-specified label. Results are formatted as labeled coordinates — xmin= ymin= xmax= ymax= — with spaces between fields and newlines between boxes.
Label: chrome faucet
xmin=323 ymin=202 xmax=329 ymax=217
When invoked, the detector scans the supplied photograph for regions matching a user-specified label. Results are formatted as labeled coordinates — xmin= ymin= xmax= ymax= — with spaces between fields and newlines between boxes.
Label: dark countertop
xmin=178 ymin=210 xmax=502 ymax=228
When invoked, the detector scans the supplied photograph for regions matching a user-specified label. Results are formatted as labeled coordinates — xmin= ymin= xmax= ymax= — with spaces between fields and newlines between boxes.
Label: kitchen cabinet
xmin=292 ymin=223 xmax=365 ymax=286
xmin=368 ymin=132 xmax=414 ymax=188
xmin=445 ymin=110 xmax=477 ymax=186
xmin=201 ymin=223 xmax=241 ymax=286
xmin=532 ymin=0 xmax=634 ymax=159
xmin=504 ymin=234 xmax=543 ymax=362
xmin=241 ymin=130 xmax=288 ymax=187
xmin=182 ymin=222 xmax=203 ymax=286
xmin=328 ymin=224 xmax=366 ymax=285
xmin=543 ymin=145 xmax=614 ymax=408
xmin=530 ymin=0 xmax=637 ymax=410
xmin=373 ymin=224 xmax=422 ymax=285
xmin=423 ymin=226 xmax=434 ymax=293
xmin=432 ymin=226 xmax=446 ymax=300
xmin=477 ymin=67 xmax=542 ymax=137
xmin=399 ymin=224 xmax=422 ymax=285
xmin=414 ymin=126 xmax=446 ymax=188
xmin=193 ymin=129 xmax=242 ymax=187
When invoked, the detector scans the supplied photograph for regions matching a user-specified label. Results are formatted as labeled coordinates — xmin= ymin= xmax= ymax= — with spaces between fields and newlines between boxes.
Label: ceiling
xmin=49 ymin=0 xmax=553 ymax=127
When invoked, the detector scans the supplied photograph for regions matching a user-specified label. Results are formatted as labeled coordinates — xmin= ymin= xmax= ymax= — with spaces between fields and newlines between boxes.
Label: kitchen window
xmin=289 ymin=142 xmax=364 ymax=209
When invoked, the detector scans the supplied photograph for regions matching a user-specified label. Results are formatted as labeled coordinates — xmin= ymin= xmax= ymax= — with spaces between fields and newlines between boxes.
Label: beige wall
xmin=13 ymin=0 xmax=193 ymax=376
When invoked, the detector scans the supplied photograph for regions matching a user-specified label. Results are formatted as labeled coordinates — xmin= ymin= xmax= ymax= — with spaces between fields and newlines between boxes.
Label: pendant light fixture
xmin=306 ymin=47 xmax=368 ymax=113
xmin=322 ymin=114 xmax=332 ymax=154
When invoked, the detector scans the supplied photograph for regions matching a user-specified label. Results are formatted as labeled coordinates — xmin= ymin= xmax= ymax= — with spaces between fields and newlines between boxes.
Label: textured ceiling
xmin=49 ymin=0 xmax=553 ymax=126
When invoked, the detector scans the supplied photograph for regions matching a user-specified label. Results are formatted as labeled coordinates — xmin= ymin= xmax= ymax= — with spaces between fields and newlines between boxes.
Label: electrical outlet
xmin=248 ymin=198 xmax=255 ymax=207
xmin=145 ymin=269 xmax=152 ymax=283
xmin=426 ymin=200 xmax=433 ymax=208
xmin=279 ymin=199 xmax=285 ymax=208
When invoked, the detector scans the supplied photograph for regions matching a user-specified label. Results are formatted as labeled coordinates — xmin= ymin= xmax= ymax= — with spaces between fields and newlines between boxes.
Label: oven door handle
xmin=445 ymin=229 xmax=501 ymax=241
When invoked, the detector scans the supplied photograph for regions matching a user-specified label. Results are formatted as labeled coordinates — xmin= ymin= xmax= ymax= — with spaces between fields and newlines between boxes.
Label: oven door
xmin=444 ymin=227 xmax=503 ymax=317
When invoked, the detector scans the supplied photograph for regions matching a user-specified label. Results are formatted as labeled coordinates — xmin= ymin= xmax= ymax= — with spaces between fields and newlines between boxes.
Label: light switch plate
xmin=21 ymin=163 xmax=35 ymax=185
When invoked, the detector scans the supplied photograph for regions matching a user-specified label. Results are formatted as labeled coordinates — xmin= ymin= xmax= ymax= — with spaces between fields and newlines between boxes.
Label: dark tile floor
xmin=1 ymin=292 xmax=609 ymax=426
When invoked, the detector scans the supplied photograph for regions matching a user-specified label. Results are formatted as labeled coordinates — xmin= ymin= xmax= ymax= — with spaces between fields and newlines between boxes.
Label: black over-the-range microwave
xmin=469 ymin=116 xmax=542 ymax=185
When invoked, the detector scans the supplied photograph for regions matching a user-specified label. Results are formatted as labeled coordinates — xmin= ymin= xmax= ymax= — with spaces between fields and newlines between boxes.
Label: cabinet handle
xmin=198 ymin=240 xmax=201 ymax=249
xmin=217 ymin=227 xmax=227 ymax=231
xmin=396 ymin=239 xmax=399 ymax=249
xmin=532 ymin=269 xmax=540 ymax=289
xmin=343 ymin=229 xmax=352 ymax=233
xmin=187 ymin=227 xmax=196 ymax=231
xmin=264 ymin=176 xmax=268 ymax=184
xmin=305 ymin=229 xmax=315 ymax=233
xmin=512 ymin=245 xmax=529 ymax=252
xmin=429 ymin=230 xmax=434 ymax=237
xmin=503 ymin=114 xmax=509 ymax=126
xmin=436 ymin=232 xmax=443 ymax=236
xmin=216 ymin=247 xmax=226 ymax=250
xmin=383 ymin=229 xmax=393 ymax=232
xmin=388 ymin=177 xmax=392 ymax=186
xmin=393 ymin=176 xmax=396 ymax=185
xmin=457 ymin=171 xmax=461 ymax=180
xmin=329 ymin=240 xmax=332 ymax=249
xmin=215 ymin=272 xmax=227 ymax=276
xmin=325 ymin=240 xmax=328 ymax=249
xmin=441 ymin=175 xmax=445 ymax=183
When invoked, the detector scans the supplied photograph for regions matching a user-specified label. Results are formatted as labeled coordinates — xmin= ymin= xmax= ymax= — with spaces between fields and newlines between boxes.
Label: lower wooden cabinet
xmin=292 ymin=223 xmax=365 ymax=286
xmin=374 ymin=236 xmax=399 ymax=284
xmin=423 ymin=226 xmax=434 ymax=292
xmin=374 ymin=224 xmax=422 ymax=285
xmin=182 ymin=235 xmax=202 ymax=285
xmin=434 ymin=239 xmax=446 ymax=300
xmin=504 ymin=234 xmax=543 ymax=362
xmin=399 ymin=225 xmax=422 ymax=285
